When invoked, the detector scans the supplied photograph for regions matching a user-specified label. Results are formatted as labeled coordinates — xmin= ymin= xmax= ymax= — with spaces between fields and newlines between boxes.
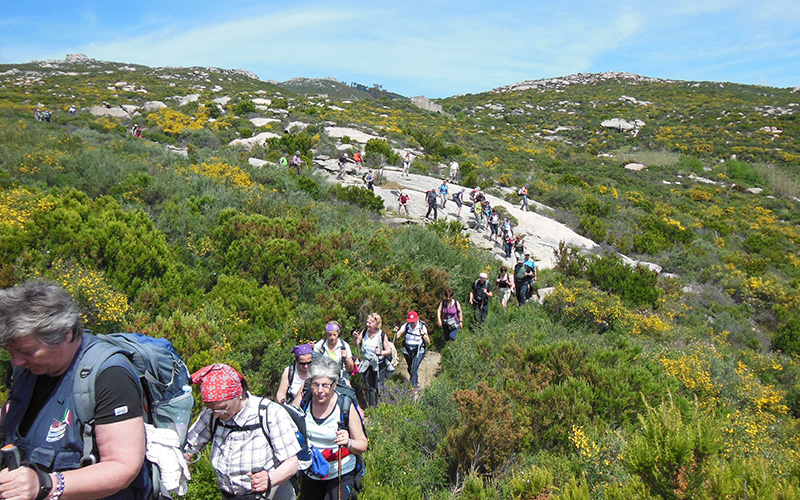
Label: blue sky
xmin=1 ymin=0 xmax=799 ymax=98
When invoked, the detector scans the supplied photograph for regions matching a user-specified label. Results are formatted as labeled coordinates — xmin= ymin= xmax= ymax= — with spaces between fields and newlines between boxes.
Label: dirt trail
xmin=392 ymin=349 xmax=441 ymax=391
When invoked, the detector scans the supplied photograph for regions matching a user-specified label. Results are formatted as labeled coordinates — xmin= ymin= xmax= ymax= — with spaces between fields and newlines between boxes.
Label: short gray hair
xmin=0 ymin=280 xmax=82 ymax=347
xmin=306 ymin=355 xmax=339 ymax=384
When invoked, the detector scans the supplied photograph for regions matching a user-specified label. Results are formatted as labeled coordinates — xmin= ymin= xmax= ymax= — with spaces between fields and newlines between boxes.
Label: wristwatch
xmin=34 ymin=468 xmax=53 ymax=500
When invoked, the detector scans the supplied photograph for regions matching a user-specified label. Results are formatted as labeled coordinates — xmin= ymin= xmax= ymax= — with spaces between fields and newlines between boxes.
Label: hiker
xmin=438 ymin=179 xmax=449 ymax=208
xmin=353 ymin=151 xmax=363 ymax=172
xmin=519 ymin=184 xmax=530 ymax=211
xmin=353 ymin=313 xmax=393 ymax=407
xmin=436 ymin=289 xmax=463 ymax=341
xmin=514 ymin=254 xmax=537 ymax=306
xmin=523 ymin=252 xmax=539 ymax=301
xmin=424 ymin=188 xmax=438 ymax=220
xmin=300 ymin=357 xmax=368 ymax=500
xmin=469 ymin=273 xmax=493 ymax=324
xmin=398 ymin=191 xmax=410 ymax=215
xmin=402 ymin=152 xmax=411 ymax=177
xmin=363 ymin=170 xmax=375 ymax=192
xmin=42 ymin=109 xmax=51 ymax=123
xmin=449 ymin=159 xmax=460 ymax=182
xmin=504 ymin=229 xmax=515 ymax=258
xmin=394 ymin=311 xmax=430 ymax=391
xmin=496 ymin=266 xmax=515 ymax=311
xmin=453 ymin=188 xmax=465 ymax=218
xmin=336 ymin=153 xmax=349 ymax=180
xmin=290 ymin=151 xmax=303 ymax=174
xmin=68 ymin=104 xmax=76 ymax=116
xmin=276 ymin=344 xmax=314 ymax=405
xmin=314 ymin=321 xmax=355 ymax=385
xmin=0 ymin=280 xmax=147 ymax=500
xmin=184 ymin=364 xmax=300 ymax=500
xmin=489 ymin=209 xmax=500 ymax=242
xmin=278 ymin=154 xmax=289 ymax=168
xmin=514 ymin=234 xmax=526 ymax=261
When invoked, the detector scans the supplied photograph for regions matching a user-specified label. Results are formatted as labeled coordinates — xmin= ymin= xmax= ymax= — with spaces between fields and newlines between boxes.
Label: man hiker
xmin=469 ymin=273 xmax=493 ymax=325
xmin=425 ymin=189 xmax=438 ymax=220
xmin=523 ymin=252 xmax=539 ymax=301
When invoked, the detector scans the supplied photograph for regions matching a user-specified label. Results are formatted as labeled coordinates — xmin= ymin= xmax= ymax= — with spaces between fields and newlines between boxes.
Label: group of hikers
xmin=0 ymin=280 xmax=480 ymax=500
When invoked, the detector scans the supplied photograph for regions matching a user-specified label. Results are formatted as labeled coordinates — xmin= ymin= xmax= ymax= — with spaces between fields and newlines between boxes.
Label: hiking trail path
xmin=309 ymin=158 xmax=652 ymax=392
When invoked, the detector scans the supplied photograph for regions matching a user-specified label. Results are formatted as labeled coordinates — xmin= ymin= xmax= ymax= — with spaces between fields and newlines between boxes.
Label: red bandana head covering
xmin=191 ymin=364 xmax=243 ymax=402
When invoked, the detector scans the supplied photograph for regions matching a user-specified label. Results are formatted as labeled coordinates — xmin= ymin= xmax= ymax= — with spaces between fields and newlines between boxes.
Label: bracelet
xmin=348 ymin=438 xmax=354 ymax=449
xmin=49 ymin=473 xmax=65 ymax=500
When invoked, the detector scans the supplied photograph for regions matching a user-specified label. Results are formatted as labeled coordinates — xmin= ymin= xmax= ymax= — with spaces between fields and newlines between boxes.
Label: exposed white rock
xmin=213 ymin=96 xmax=231 ymax=105
xmin=248 ymin=158 xmax=269 ymax=168
xmin=174 ymin=94 xmax=200 ymax=106
xmin=89 ymin=106 xmax=130 ymax=118
xmin=249 ymin=117 xmax=280 ymax=127
xmin=229 ymin=131 xmax=280 ymax=149
xmin=624 ymin=163 xmax=646 ymax=171
xmin=324 ymin=126 xmax=379 ymax=144
xmin=286 ymin=121 xmax=308 ymax=131
xmin=410 ymin=96 xmax=443 ymax=113
xmin=746 ymin=187 xmax=763 ymax=194
xmin=688 ymin=173 xmax=718 ymax=185
xmin=143 ymin=101 xmax=167 ymax=112
xmin=252 ymin=98 xmax=271 ymax=106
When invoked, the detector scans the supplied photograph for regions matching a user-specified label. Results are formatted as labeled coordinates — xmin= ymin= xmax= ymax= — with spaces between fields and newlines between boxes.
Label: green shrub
xmin=365 ymin=138 xmax=400 ymax=165
xmin=585 ymin=254 xmax=661 ymax=308
xmin=331 ymin=185 xmax=385 ymax=212
xmin=230 ymin=99 xmax=255 ymax=116
xmin=624 ymin=397 xmax=723 ymax=500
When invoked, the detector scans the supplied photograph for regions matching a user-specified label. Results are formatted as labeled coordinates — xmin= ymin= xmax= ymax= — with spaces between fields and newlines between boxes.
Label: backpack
xmin=518 ymin=187 xmax=525 ymax=196
xmin=74 ymin=333 xmax=194 ymax=500
xmin=278 ymin=384 xmax=366 ymax=492
xmin=452 ymin=192 xmax=460 ymax=202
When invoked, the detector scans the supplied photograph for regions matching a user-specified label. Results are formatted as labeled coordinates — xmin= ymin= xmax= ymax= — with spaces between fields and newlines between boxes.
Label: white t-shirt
xmin=361 ymin=330 xmax=386 ymax=362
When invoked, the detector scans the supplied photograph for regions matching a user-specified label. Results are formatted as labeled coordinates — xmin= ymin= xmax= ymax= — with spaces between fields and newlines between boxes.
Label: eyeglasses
xmin=310 ymin=382 xmax=333 ymax=390
xmin=297 ymin=361 xmax=312 ymax=367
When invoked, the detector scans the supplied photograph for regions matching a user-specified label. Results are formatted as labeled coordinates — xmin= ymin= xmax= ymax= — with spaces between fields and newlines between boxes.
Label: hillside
xmin=2 ymin=55 xmax=800 ymax=499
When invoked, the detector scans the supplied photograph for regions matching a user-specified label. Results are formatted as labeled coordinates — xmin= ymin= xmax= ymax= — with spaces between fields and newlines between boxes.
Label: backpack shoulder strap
xmin=72 ymin=337 xmax=134 ymax=467
xmin=258 ymin=399 xmax=280 ymax=465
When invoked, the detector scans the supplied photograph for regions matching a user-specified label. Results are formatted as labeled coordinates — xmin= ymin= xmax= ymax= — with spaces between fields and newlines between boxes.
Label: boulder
xmin=229 ymin=131 xmax=280 ymax=149
xmin=746 ymin=187 xmax=763 ymax=195
xmin=174 ymin=94 xmax=200 ymax=106
xmin=89 ymin=106 xmax=129 ymax=119
xmin=248 ymin=158 xmax=269 ymax=168
xmin=410 ymin=96 xmax=443 ymax=113
xmin=249 ymin=117 xmax=280 ymax=127
xmin=143 ymin=101 xmax=167 ymax=112
xmin=624 ymin=163 xmax=646 ymax=171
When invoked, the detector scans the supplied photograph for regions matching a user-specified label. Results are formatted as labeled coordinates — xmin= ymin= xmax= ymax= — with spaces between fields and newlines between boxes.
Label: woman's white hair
xmin=307 ymin=355 xmax=340 ymax=383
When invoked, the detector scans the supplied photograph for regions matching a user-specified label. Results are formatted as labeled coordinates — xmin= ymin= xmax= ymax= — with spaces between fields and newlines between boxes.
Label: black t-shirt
xmin=19 ymin=365 xmax=143 ymax=436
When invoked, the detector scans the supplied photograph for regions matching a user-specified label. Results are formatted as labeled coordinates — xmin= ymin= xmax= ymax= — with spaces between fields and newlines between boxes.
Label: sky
xmin=1 ymin=0 xmax=799 ymax=98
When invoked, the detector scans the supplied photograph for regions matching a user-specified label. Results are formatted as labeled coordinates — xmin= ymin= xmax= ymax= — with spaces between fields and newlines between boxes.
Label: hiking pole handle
xmin=1 ymin=444 xmax=20 ymax=470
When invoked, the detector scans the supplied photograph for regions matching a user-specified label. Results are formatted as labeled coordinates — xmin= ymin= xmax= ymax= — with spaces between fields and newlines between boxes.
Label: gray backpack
xmin=74 ymin=333 xmax=194 ymax=499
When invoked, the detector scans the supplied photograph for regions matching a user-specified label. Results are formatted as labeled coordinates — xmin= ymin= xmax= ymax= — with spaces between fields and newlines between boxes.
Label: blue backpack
xmin=74 ymin=333 xmax=194 ymax=500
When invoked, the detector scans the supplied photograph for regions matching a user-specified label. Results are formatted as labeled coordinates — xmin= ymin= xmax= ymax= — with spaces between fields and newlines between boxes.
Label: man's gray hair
xmin=307 ymin=355 xmax=340 ymax=383
xmin=0 ymin=280 xmax=82 ymax=347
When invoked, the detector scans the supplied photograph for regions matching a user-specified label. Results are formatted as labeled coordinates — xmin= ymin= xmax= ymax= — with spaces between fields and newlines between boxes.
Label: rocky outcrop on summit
xmin=410 ymin=96 xmax=443 ymax=113
xmin=493 ymin=72 xmax=671 ymax=93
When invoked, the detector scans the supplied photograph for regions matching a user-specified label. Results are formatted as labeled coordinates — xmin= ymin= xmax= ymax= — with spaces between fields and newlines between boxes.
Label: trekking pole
xmin=250 ymin=466 xmax=267 ymax=500
xmin=337 ymin=421 xmax=346 ymax=500
xmin=1 ymin=444 xmax=20 ymax=470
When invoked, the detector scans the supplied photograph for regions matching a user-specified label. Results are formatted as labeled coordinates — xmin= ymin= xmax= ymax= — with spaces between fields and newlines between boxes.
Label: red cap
xmin=407 ymin=311 xmax=418 ymax=322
